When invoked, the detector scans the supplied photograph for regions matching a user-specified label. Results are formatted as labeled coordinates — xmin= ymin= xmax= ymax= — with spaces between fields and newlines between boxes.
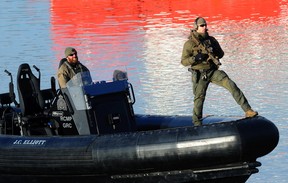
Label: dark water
xmin=0 ymin=0 xmax=287 ymax=182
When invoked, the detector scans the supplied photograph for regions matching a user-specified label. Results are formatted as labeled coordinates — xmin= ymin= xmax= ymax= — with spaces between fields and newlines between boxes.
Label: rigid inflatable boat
xmin=0 ymin=63 xmax=279 ymax=183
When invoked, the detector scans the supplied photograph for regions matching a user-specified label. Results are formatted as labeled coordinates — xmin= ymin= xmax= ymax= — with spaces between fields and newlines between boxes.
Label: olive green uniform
xmin=181 ymin=31 xmax=252 ymax=125
xmin=57 ymin=60 xmax=90 ymax=88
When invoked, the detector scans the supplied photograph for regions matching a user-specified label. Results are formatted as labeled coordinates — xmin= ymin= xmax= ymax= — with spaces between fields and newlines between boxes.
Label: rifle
xmin=191 ymin=33 xmax=221 ymax=66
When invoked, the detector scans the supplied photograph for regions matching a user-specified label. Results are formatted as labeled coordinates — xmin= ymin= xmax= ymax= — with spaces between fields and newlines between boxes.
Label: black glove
xmin=194 ymin=53 xmax=208 ymax=63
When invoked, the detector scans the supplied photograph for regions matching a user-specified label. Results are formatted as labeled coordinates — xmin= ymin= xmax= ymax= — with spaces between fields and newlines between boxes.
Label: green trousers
xmin=192 ymin=69 xmax=251 ymax=124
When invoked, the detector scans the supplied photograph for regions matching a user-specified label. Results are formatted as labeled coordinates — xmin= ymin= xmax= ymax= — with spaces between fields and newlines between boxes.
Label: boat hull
xmin=0 ymin=115 xmax=279 ymax=183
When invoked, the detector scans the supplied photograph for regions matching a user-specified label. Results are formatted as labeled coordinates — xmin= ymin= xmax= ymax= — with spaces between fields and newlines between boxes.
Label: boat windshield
xmin=66 ymin=71 xmax=92 ymax=88
xmin=65 ymin=71 xmax=92 ymax=110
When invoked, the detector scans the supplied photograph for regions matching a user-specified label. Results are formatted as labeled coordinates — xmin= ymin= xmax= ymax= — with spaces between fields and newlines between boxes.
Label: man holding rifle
xmin=181 ymin=17 xmax=258 ymax=126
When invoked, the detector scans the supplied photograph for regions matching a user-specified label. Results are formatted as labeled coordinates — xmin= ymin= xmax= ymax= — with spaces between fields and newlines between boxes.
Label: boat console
xmin=49 ymin=71 xmax=136 ymax=135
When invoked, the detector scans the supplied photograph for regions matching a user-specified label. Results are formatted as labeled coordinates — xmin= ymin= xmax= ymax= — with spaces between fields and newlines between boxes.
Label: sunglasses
xmin=68 ymin=53 xmax=77 ymax=56
xmin=199 ymin=24 xmax=207 ymax=27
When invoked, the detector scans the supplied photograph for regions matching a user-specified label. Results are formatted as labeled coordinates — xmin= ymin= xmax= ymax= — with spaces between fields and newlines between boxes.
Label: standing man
xmin=181 ymin=17 xmax=258 ymax=126
xmin=57 ymin=47 xmax=91 ymax=88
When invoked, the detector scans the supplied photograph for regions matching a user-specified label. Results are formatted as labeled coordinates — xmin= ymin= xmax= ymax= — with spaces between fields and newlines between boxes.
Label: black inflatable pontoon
xmin=0 ymin=63 xmax=279 ymax=183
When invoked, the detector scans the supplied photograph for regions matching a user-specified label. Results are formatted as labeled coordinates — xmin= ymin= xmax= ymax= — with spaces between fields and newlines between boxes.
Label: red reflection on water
xmin=50 ymin=0 xmax=282 ymax=67
xmin=51 ymin=0 xmax=281 ymax=31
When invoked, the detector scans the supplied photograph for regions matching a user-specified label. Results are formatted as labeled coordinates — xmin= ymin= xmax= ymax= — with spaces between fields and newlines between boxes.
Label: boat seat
xmin=17 ymin=63 xmax=44 ymax=115
xmin=0 ymin=70 xmax=21 ymax=135
xmin=17 ymin=63 xmax=55 ymax=135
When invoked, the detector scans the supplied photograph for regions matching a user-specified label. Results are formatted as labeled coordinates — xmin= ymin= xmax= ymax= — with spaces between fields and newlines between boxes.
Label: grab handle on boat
xmin=128 ymin=83 xmax=135 ymax=105
xmin=33 ymin=65 xmax=41 ymax=81
xmin=4 ymin=70 xmax=19 ymax=107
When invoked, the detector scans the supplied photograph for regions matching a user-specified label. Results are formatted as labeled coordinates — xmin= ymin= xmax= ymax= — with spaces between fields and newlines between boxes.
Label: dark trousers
xmin=192 ymin=69 xmax=251 ymax=124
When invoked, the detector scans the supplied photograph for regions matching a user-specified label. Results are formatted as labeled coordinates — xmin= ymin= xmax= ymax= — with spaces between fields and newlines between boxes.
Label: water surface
xmin=0 ymin=0 xmax=287 ymax=182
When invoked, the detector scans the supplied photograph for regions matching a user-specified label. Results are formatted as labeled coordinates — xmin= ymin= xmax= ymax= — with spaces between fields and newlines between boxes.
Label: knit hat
xmin=193 ymin=17 xmax=207 ymax=29
xmin=65 ymin=47 xmax=76 ymax=57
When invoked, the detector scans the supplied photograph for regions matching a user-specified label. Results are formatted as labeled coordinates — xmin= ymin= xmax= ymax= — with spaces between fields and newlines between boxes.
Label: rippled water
xmin=1 ymin=0 xmax=288 ymax=182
